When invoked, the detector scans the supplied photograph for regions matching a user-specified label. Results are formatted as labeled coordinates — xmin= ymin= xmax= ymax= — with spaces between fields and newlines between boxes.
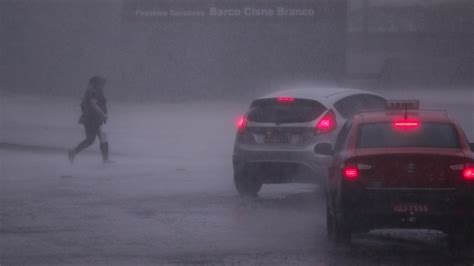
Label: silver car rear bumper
xmin=233 ymin=142 xmax=333 ymax=183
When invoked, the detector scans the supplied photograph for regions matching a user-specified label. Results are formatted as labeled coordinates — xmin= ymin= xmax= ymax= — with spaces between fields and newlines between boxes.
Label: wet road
xmin=2 ymin=91 xmax=474 ymax=265
xmin=1 ymin=150 xmax=473 ymax=266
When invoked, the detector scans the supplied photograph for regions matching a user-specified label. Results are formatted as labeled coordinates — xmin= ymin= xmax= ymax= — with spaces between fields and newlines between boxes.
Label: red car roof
xmin=353 ymin=110 xmax=453 ymax=124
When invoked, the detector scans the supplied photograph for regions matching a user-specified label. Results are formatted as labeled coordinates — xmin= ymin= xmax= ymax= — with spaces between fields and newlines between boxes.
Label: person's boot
xmin=68 ymin=150 xmax=75 ymax=164
xmin=100 ymin=142 xmax=110 ymax=163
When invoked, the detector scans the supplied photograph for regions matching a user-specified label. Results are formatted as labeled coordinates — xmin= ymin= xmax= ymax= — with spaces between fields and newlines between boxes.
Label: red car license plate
xmin=393 ymin=203 xmax=430 ymax=214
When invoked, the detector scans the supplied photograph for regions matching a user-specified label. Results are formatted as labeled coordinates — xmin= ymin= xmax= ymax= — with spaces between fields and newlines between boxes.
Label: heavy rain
xmin=1 ymin=0 xmax=473 ymax=265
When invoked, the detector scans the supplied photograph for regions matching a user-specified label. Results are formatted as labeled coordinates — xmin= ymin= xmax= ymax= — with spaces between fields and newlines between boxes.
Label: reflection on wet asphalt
xmin=1 ymin=150 xmax=473 ymax=266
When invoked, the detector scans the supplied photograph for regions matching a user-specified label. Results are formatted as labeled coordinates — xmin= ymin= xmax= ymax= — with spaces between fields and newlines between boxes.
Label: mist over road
xmin=2 ymin=0 xmax=473 ymax=264
xmin=1 ymin=91 xmax=473 ymax=265
xmin=2 ymin=151 xmax=472 ymax=265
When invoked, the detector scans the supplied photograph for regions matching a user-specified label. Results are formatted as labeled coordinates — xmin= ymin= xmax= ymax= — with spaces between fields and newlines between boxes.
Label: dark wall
xmin=3 ymin=0 xmax=473 ymax=100
xmin=2 ymin=0 xmax=348 ymax=100
xmin=2 ymin=0 xmax=122 ymax=97
xmin=346 ymin=0 xmax=474 ymax=86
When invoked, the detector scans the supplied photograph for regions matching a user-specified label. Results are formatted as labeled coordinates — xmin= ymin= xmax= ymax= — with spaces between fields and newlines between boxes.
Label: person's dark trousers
xmin=100 ymin=142 xmax=109 ymax=162
xmin=73 ymin=123 xmax=100 ymax=154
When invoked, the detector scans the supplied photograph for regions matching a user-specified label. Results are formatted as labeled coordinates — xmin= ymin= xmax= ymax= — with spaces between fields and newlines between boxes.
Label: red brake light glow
xmin=316 ymin=110 xmax=337 ymax=134
xmin=277 ymin=97 xmax=295 ymax=102
xmin=393 ymin=120 xmax=420 ymax=129
xmin=463 ymin=164 xmax=474 ymax=180
xmin=343 ymin=166 xmax=359 ymax=181
xmin=236 ymin=115 xmax=247 ymax=133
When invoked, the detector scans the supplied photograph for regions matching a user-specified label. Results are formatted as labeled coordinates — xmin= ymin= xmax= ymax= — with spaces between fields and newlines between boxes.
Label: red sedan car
xmin=315 ymin=103 xmax=474 ymax=249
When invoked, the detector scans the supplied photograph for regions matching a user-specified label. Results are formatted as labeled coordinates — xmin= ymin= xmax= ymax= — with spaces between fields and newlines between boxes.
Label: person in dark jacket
xmin=69 ymin=76 xmax=110 ymax=163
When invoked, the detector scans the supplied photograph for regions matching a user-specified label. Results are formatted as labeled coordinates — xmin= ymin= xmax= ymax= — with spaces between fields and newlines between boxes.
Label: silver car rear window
xmin=247 ymin=98 xmax=326 ymax=124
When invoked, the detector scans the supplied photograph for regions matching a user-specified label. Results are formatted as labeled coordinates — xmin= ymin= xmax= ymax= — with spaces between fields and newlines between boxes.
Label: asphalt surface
xmin=1 ymin=92 xmax=474 ymax=265
xmin=1 ymin=149 xmax=473 ymax=266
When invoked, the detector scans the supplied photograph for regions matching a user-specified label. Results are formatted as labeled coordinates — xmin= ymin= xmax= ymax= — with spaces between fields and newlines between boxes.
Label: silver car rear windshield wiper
xmin=274 ymin=119 xmax=295 ymax=125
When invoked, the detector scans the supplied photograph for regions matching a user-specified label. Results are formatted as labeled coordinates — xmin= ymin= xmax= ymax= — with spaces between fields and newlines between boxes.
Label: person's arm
xmin=90 ymin=98 xmax=107 ymax=121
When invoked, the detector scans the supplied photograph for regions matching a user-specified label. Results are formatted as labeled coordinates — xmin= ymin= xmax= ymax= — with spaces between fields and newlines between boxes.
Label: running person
xmin=69 ymin=76 xmax=110 ymax=163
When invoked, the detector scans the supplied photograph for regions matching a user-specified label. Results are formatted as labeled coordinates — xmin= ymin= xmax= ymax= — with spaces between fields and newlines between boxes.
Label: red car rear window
xmin=357 ymin=122 xmax=461 ymax=149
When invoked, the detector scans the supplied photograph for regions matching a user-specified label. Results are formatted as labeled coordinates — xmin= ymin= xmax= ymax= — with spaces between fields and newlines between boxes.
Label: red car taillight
xmin=236 ymin=115 xmax=247 ymax=134
xmin=315 ymin=110 xmax=337 ymax=135
xmin=463 ymin=164 xmax=474 ymax=180
xmin=343 ymin=166 xmax=359 ymax=181
xmin=393 ymin=119 xmax=420 ymax=130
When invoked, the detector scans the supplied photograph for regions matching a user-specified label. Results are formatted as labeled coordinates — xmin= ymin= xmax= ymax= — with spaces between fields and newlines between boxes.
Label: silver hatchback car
xmin=232 ymin=88 xmax=386 ymax=196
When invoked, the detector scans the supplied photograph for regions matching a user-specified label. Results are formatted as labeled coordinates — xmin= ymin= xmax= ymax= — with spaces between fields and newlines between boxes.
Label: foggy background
xmin=2 ymin=0 xmax=472 ymax=101
xmin=1 ymin=1 xmax=474 ymax=265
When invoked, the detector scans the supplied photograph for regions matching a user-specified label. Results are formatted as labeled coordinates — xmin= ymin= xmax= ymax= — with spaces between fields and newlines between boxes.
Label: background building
xmin=2 ymin=0 xmax=472 ymax=100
